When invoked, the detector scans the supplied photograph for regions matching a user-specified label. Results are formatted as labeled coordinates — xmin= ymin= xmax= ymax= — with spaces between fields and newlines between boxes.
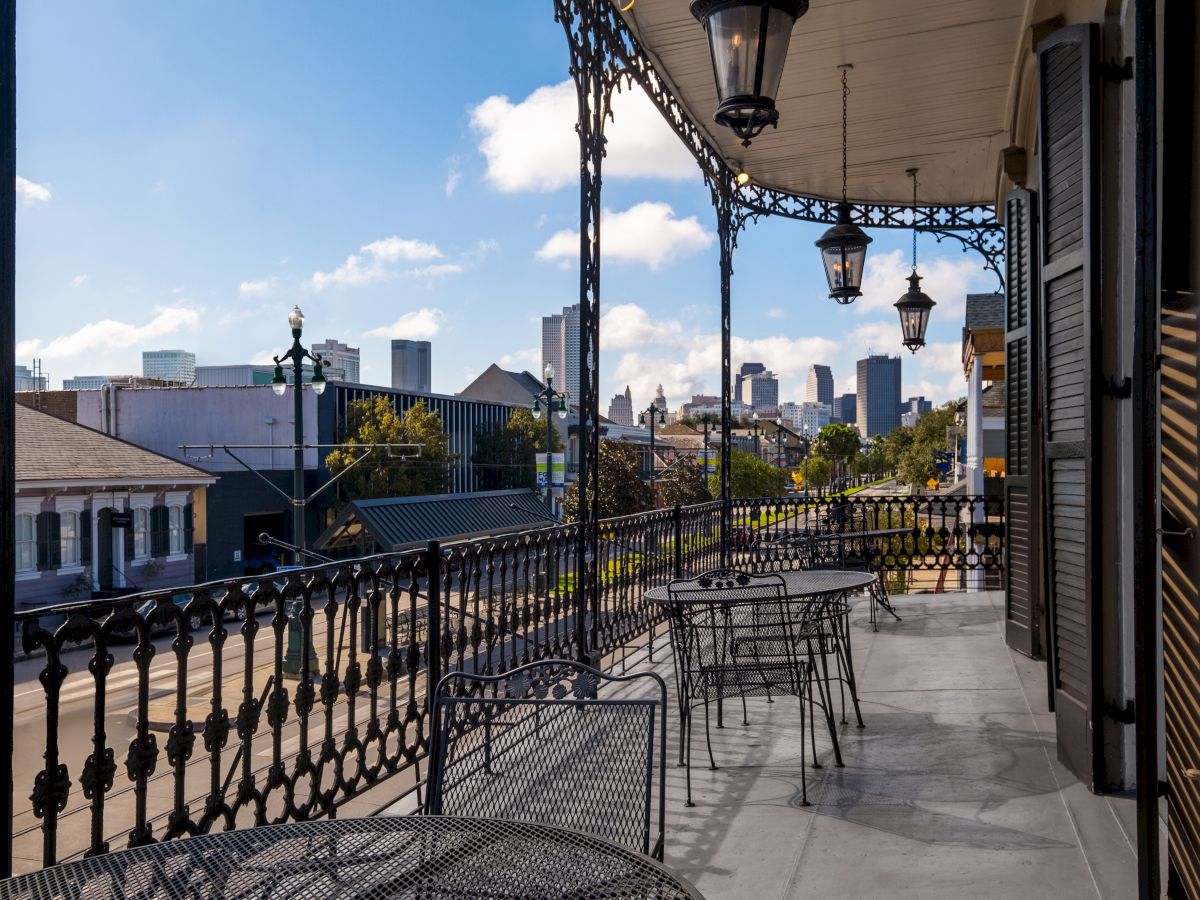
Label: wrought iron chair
xmin=665 ymin=569 xmax=826 ymax=807
xmin=426 ymin=659 xmax=669 ymax=860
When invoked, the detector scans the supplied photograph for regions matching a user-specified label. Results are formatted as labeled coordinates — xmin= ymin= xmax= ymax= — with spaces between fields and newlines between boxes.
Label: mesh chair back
xmin=426 ymin=659 xmax=668 ymax=858
xmin=665 ymin=570 xmax=811 ymax=701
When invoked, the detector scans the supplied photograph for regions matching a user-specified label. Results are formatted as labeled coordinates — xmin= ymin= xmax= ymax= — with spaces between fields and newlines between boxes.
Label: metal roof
xmin=314 ymin=489 xmax=557 ymax=552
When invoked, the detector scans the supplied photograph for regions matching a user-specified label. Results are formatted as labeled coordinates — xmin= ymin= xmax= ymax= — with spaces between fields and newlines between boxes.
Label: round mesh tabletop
xmin=0 ymin=816 xmax=703 ymax=900
xmin=645 ymin=569 xmax=876 ymax=605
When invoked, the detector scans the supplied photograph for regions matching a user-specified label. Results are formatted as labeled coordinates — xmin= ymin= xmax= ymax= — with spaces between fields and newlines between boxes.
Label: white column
xmin=965 ymin=357 xmax=985 ymax=590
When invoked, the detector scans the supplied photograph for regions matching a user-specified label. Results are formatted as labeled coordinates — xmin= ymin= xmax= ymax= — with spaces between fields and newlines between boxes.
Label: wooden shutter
xmin=79 ymin=509 xmax=91 ymax=567
xmin=35 ymin=511 xmax=53 ymax=571
xmin=1036 ymin=23 xmax=1102 ymax=786
xmin=150 ymin=506 xmax=168 ymax=558
xmin=1004 ymin=187 xmax=1043 ymax=658
xmin=124 ymin=516 xmax=135 ymax=561
xmin=184 ymin=502 xmax=194 ymax=553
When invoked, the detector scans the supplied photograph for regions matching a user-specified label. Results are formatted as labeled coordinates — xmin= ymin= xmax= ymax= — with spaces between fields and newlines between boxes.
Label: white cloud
xmin=499 ymin=347 xmax=540 ymax=369
xmin=537 ymin=202 xmax=712 ymax=270
xmin=767 ymin=307 xmax=785 ymax=320
xmin=600 ymin=303 xmax=687 ymax=350
xmin=16 ymin=305 xmax=201 ymax=361
xmin=855 ymin=248 xmax=980 ymax=319
xmin=363 ymin=307 xmax=445 ymax=340
xmin=69 ymin=274 xmax=88 ymax=288
xmin=444 ymin=169 xmax=462 ymax=197
xmin=470 ymin=80 xmax=697 ymax=193
xmin=15 ymin=176 xmax=51 ymax=205
xmin=239 ymin=276 xmax=276 ymax=298
xmin=311 ymin=237 xmax=446 ymax=291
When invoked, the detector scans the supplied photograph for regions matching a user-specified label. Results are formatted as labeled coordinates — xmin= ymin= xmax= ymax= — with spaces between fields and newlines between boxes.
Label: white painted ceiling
xmin=618 ymin=0 xmax=1030 ymax=206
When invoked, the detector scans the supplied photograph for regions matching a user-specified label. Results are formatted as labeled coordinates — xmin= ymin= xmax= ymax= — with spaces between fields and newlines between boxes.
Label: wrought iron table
xmin=644 ymin=569 xmax=877 ymax=607
xmin=0 ymin=815 xmax=704 ymax=899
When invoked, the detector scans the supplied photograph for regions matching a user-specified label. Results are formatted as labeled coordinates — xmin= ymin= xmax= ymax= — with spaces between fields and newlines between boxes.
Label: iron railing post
xmin=0 ymin=0 xmax=15 ymax=877
xmin=673 ymin=504 xmax=683 ymax=579
xmin=425 ymin=540 xmax=441 ymax=690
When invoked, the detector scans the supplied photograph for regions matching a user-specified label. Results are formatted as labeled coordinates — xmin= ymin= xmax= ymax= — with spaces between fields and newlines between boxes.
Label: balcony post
xmin=1 ymin=0 xmax=15 ymax=877
xmin=711 ymin=176 xmax=744 ymax=568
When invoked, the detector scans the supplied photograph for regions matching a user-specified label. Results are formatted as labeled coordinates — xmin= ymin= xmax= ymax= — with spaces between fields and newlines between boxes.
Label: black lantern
xmin=895 ymin=271 xmax=935 ymax=352
xmin=691 ymin=0 xmax=808 ymax=147
xmin=894 ymin=168 xmax=935 ymax=352
xmin=815 ymin=65 xmax=870 ymax=303
xmin=816 ymin=204 xmax=872 ymax=304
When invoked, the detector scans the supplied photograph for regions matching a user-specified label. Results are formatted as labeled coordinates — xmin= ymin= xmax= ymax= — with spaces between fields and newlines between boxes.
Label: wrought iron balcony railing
xmin=13 ymin=494 xmax=1001 ymax=870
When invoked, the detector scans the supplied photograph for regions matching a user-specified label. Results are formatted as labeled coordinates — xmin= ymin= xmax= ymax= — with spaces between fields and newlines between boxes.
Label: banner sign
xmin=537 ymin=454 xmax=567 ymax=490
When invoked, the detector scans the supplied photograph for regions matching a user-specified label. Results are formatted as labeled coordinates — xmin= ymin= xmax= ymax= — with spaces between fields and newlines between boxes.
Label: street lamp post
xmin=271 ymin=306 xmax=327 ymax=566
xmin=750 ymin=412 xmax=763 ymax=460
xmin=531 ymin=362 xmax=568 ymax=515
xmin=639 ymin=403 xmax=666 ymax=498
xmin=800 ymin=424 xmax=812 ymax=498
xmin=698 ymin=412 xmax=716 ymax=477
xmin=773 ymin=418 xmax=790 ymax=467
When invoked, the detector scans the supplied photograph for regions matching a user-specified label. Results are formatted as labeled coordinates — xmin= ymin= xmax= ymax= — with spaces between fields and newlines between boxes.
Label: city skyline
xmin=13 ymin=4 xmax=988 ymax=411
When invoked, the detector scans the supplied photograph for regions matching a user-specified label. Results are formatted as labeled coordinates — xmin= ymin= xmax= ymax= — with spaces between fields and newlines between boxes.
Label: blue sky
xmin=14 ymin=2 xmax=995 ymax=410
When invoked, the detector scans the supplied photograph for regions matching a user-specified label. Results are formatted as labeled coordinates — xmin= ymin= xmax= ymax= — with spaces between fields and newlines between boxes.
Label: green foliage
xmin=471 ymin=407 xmax=562 ymax=491
xmin=799 ymin=456 xmax=832 ymax=489
xmin=707 ymin=448 xmax=789 ymax=498
xmin=854 ymin=435 xmax=889 ymax=476
xmin=883 ymin=426 xmax=915 ymax=471
xmin=814 ymin=422 xmax=861 ymax=464
xmin=327 ymin=397 xmax=454 ymax=503
xmin=660 ymin=455 xmax=713 ymax=507
xmin=561 ymin=440 xmax=653 ymax=522
xmin=897 ymin=402 xmax=960 ymax=487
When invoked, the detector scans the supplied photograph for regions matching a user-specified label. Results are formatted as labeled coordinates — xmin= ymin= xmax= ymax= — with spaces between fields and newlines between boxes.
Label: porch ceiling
xmin=617 ymin=0 xmax=1030 ymax=207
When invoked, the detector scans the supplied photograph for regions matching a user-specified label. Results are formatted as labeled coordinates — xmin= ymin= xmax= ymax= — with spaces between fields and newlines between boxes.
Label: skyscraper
xmin=856 ymin=355 xmax=902 ymax=439
xmin=749 ymin=371 xmax=779 ymax=415
xmin=541 ymin=304 xmax=580 ymax=402
xmin=832 ymin=393 xmax=857 ymax=427
xmin=900 ymin=396 xmax=933 ymax=427
xmin=391 ymin=340 xmax=431 ymax=392
xmin=736 ymin=362 xmax=766 ymax=405
xmin=805 ymin=364 xmax=834 ymax=406
xmin=142 ymin=350 xmax=196 ymax=384
xmin=14 ymin=365 xmax=47 ymax=392
xmin=607 ymin=385 xmax=633 ymax=426
xmin=312 ymin=339 xmax=360 ymax=384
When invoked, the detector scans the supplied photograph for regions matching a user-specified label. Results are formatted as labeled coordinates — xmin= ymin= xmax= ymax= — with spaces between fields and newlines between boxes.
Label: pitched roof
xmin=314 ymin=488 xmax=556 ymax=552
xmin=964 ymin=293 xmax=1005 ymax=331
xmin=16 ymin=405 xmax=215 ymax=487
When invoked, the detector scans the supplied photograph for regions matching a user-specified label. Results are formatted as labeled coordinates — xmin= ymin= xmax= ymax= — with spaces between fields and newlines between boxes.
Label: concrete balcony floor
xmin=627 ymin=591 xmax=1143 ymax=899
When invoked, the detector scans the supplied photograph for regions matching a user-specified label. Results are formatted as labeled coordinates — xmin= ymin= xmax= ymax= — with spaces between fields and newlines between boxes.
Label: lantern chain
xmin=840 ymin=65 xmax=849 ymax=205
xmin=911 ymin=169 xmax=918 ymax=269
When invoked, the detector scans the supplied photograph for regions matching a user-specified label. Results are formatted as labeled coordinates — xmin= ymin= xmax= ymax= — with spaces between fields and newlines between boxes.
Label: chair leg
xmin=813 ymin=643 xmax=845 ymax=767
xmin=799 ymin=668 xmax=810 ymax=807
xmin=703 ymin=698 xmax=719 ymax=771
xmin=834 ymin=617 xmax=866 ymax=729
xmin=805 ymin=662 xmax=821 ymax=770
xmin=685 ymin=704 xmax=695 ymax=807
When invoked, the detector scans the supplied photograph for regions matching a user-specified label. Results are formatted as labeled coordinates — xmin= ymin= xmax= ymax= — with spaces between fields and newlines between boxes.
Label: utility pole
xmin=639 ymin=403 xmax=666 ymax=499
xmin=531 ymin=362 xmax=568 ymax=515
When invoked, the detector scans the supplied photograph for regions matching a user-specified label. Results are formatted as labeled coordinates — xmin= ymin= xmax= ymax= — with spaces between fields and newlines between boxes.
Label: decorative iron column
xmin=0 ymin=0 xmax=13 ymax=877
xmin=556 ymin=0 xmax=614 ymax=663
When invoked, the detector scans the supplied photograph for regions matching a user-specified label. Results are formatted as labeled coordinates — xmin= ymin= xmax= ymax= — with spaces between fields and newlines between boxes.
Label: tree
xmin=707 ymin=448 xmax=788 ymax=498
xmin=326 ymin=397 xmax=454 ymax=503
xmin=660 ymin=455 xmax=713 ymax=507
xmin=813 ymin=422 xmax=861 ymax=487
xmin=472 ymin=407 xmax=562 ymax=491
xmin=798 ymin=456 xmax=832 ymax=490
xmin=896 ymin=402 xmax=960 ymax=488
xmin=561 ymin=440 xmax=653 ymax=522
xmin=882 ymin=426 xmax=914 ymax=472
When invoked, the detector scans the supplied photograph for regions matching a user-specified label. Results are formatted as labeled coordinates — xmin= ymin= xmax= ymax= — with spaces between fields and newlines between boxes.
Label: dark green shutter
xmin=1004 ymin=187 xmax=1043 ymax=660
xmin=47 ymin=511 xmax=61 ymax=569
xmin=124 ymin=514 xmax=135 ymax=561
xmin=1036 ymin=22 xmax=1102 ymax=787
xmin=150 ymin=506 xmax=168 ymax=558
xmin=184 ymin=503 xmax=194 ymax=553
xmin=36 ymin=511 xmax=51 ymax=571
xmin=79 ymin=509 xmax=92 ymax=567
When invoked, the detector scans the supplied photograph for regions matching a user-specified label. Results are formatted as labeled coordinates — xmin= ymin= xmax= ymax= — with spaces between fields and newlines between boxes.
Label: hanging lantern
xmin=690 ymin=0 xmax=808 ymax=147
xmin=815 ymin=65 xmax=870 ymax=303
xmin=895 ymin=168 xmax=935 ymax=352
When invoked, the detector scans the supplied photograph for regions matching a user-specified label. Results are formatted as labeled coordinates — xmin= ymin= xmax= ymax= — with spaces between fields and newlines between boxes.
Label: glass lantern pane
xmin=758 ymin=6 xmax=797 ymax=100
xmin=822 ymin=243 xmax=866 ymax=294
xmin=707 ymin=5 xmax=763 ymax=100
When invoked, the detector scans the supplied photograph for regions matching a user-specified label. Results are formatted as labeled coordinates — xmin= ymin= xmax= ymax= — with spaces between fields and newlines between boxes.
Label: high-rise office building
xmin=900 ymin=396 xmax=933 ymax=427
xmin=736 ymin=362 xmax=766 ymax=404
xmin=832 ymin=393 xmax=857 ymax=427
xmin=749 ymin=371 xmax=779 ymax=415
xmin=312 ymin=339 xmax=360 ymax=384
xmin=856 ymin=354 xmax=902 ymax=439
xmin=805 ymin=364 xmax=834 ymax=407
xmin=391 ymin=340 xmax=432 ymax=392
xmin=607 ymin=385 xmax=633 ymax=426
xmin=541 ymin=304 xmax=581 ymax=402
xmin=142 ymin=350 xmax=196 ymax=384
xmin=63 ymin=376 xmax=110 ymax=390
xmin=14 ymin=365 xmax=47 ymax=392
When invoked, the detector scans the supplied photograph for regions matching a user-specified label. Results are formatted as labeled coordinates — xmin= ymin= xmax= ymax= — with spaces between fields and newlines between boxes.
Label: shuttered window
xmin=133 ymin=508 xmax=149 ymax=559
xmin=1004 ymin=187 xmax=1043 ymax=659
xmin=1036 ymin=22 xmax=1102 ymax=786
xmin=59 ymin=512 xmax=80 ymax=568
xmin=15 ymin=513 xmax=35 ymax=573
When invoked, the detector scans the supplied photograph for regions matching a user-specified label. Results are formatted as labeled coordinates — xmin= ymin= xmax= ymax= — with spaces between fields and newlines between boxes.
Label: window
xmin=133 ymin=508 xmax=149 ymax=559
xmin=60 ymin=511 xmax=80 ymax=567
xmin=15 ymin=514 xmax=34 ymax=573
xmin=169 ymin=506 xmax=184 ymax=555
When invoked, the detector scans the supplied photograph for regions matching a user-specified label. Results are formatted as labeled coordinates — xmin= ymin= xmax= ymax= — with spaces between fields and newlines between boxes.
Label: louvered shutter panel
xmin=1004 ymin=187 xmax=1043 ymax=659
xmin=46 ymin=511 xmax=61 ymax=570
xmin=79 ymin=509 xmax=92 ymax=567
xmin=124 ymin=514 xmax=135 ymax=561
xmin=36 ymin=511 xmax=51 ymax=571
xmin=184 ymin=503 xmax=194 ymax=553
xmin=150 ymin=506 xmax=168 ymax=558
xmin=1036 ymin=23 xmax=1102 ymax=787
